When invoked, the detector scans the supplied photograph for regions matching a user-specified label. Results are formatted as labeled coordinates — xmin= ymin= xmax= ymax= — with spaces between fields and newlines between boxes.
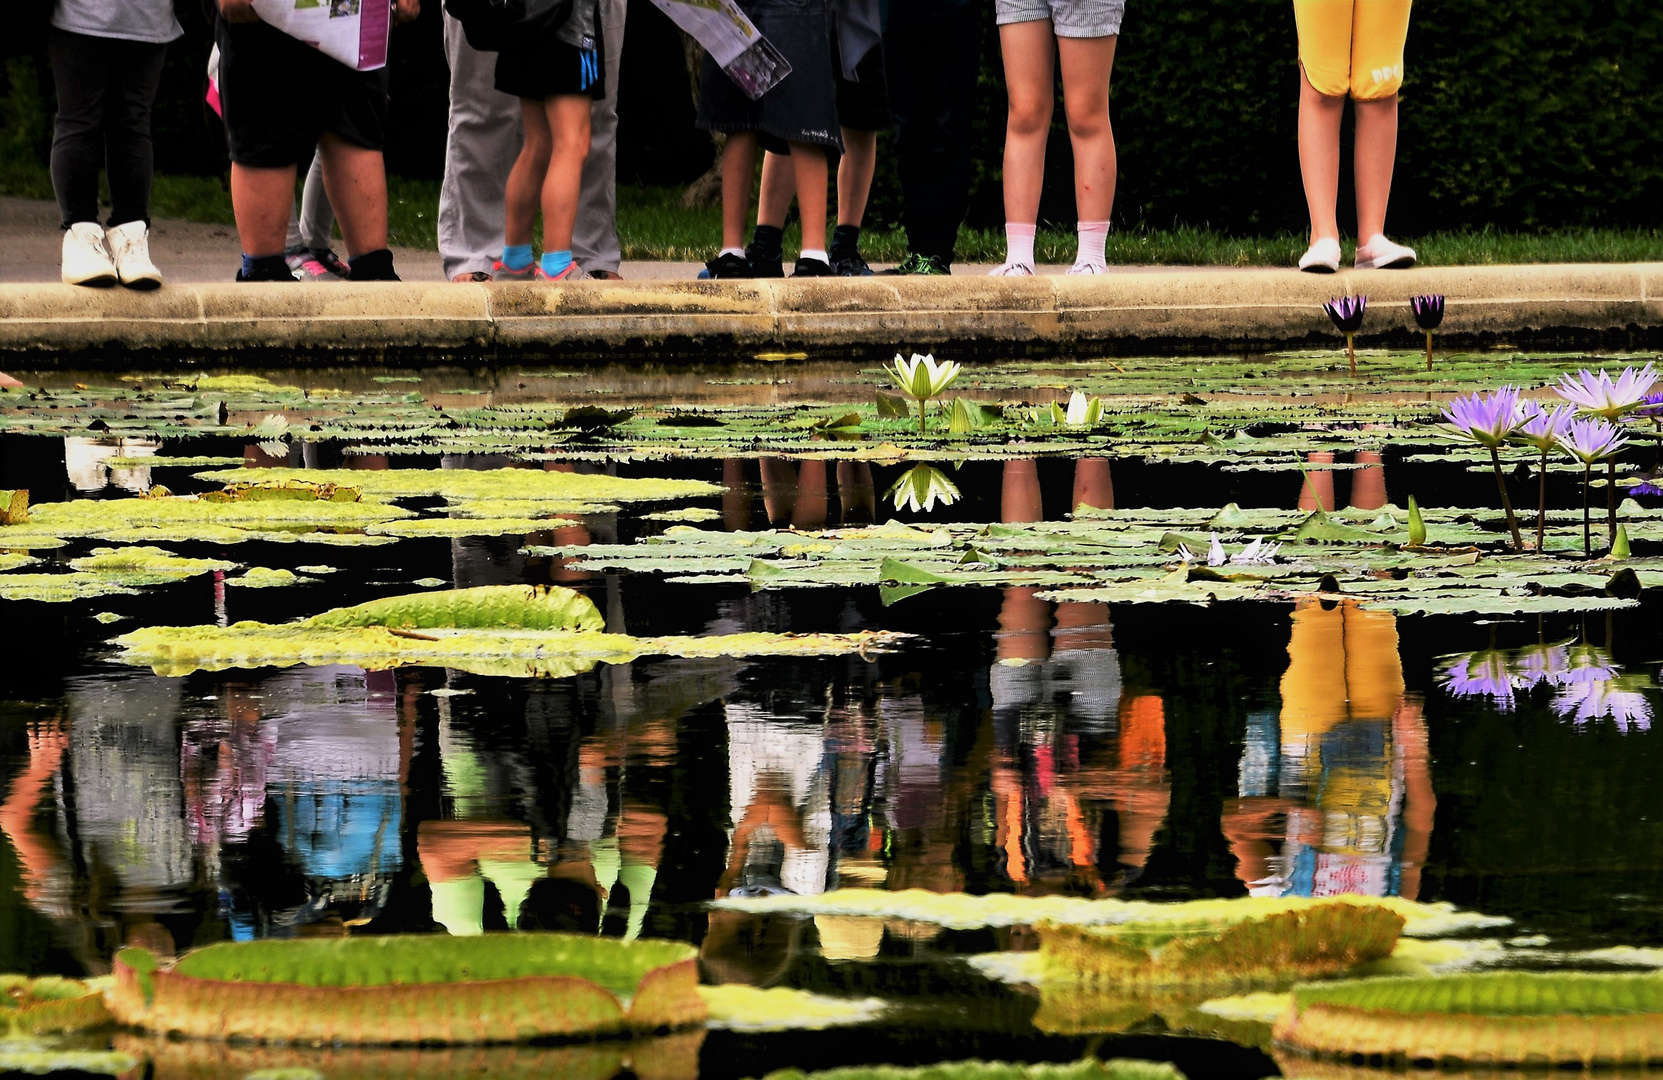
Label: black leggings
xmin=48 ymin=27 xmax=169 ymax=230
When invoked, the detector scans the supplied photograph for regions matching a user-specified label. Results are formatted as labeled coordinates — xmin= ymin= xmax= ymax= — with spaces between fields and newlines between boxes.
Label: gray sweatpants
xmin=285 ymin=149 xmax=336 ymax=253
xmin=438 ymin=0 xmax=626 ymax=280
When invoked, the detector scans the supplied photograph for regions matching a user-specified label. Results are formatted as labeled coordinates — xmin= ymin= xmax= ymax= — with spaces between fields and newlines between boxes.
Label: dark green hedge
xmin=5 ymin=0 xmax=1661 ymax=235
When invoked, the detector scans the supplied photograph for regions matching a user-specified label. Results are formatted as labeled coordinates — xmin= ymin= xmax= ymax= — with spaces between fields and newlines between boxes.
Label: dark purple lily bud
xmin=1638 ymin=390 xmax=1663 ymax=418
xmin=1322 ymin=296 xmax=1367 ymax=334
xmin=1409 ymin=294 xmax=1446 ymax=330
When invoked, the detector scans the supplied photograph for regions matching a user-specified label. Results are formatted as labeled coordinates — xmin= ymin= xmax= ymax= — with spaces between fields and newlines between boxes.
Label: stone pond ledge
xmin=2 ymin=263 xmax=1660 ymax=366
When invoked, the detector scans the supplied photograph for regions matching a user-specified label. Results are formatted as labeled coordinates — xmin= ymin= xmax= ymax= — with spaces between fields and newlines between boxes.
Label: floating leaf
xmin=0 ymin=554 xmax=39 ymax=573
xmin=761 ymin=1060 xmax=1186 ymax=1080
xmin=699 ymin=986 xmax=886 ymax=1032
xmin=194 ymin=468 xmax=717 ymax=507
xmin=229 ymin=568 xmax=303 ymax=588
xmin=0 ymin=1044 xmax=137 ymax=1077
xmin=68 ymin=547 xmax=236 ymax=576
xmin=874 ymin=392 xmax=910 ymax=419
xmin=202 ymin=480 xmax=361 ymax=504
xmin=0 ymin=976 xmax=112 ymax=1035
xmin=305 ymin=585 xmax=605 ymax=632
xmin=107 ymin=934 xmax=705 ymax=1044
xmin=0 ymin=490 xmax=28 ymax=526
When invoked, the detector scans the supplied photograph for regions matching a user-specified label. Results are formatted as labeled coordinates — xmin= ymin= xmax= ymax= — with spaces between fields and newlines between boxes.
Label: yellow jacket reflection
xmin=1223 ymin=602 xmax=1433 ymax=899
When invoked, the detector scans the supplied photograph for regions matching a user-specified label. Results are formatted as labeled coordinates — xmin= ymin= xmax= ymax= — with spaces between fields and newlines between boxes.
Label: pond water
xmin=1 ymin=357 xmax=1662 ymax=1078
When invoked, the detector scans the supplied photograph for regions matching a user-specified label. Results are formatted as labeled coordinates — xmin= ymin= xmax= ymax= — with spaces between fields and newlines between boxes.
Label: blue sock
xmin=541 ymin=250 xmax=574 ymax=278
xmin=501 ymin=243 xmax=533 ymax=271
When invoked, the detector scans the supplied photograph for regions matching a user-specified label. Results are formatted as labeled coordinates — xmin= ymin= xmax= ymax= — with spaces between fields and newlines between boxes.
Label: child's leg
xmin=787 ymin=142 xmax=828 ymax=259
xmin=1350 ymin=0 xmax=1411 ymax=245
xmin=997 ymin=19 xmax=1055 ymax=270
xmin=720 ymin=132 xmax=760 ymax=251
xmin=757 ymin=150 xmax=795 ymax=229
xmin=1057 ymin=35 xmax=1117 ymax=222
xmin=539 ymin=94 xmax=593 ymax=270
xmin=837 ymin=128 xmax=877 ymax=229
xmin=504 ymin=98 xmax=553 ymax=250
xmin=1292 ymin=0 xmax=1352 ymax=246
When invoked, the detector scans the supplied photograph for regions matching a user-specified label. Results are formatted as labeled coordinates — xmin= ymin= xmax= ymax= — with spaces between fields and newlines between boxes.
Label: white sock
xmin=720 ymin=247 xmax=746 ymax=258
xmin=1005 ymin=223 xmax=1037 ymax=267
xmin=799 ymin=248 xmax=829 ymax=264
xmin=1076 ymin=220 xmax=1110 ymax=268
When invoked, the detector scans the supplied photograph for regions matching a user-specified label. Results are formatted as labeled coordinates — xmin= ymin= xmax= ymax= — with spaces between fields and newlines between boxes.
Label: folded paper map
xmin=649 ymin=0 xmax=791 ymax=100
xmin=250 ymin=0 xmax=392 ymax=71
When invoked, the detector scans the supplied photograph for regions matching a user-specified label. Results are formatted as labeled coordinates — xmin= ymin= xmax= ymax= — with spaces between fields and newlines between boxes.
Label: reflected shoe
xmin=535 ymin=263 xmax=579 ymax=282
xmin=105 ymin=220 xmax=162 ymax=290
xmin=988 ymin=261 xmax=1035 ymax=276
xmin=704 ymin=252 xmax=753 ymax=279
xmin=792 ymin=256 xmax=835 ymax=277
xmin=881 ymin=252 xmax=950 ymax=276
xmin=1065 ymin=261 xmax=1108 ymax=275
xmin=61 ymin=222 xmax=117 ymax=287
xmin=1355 ymin=235 xmax=1418 ymax=270
xmin=1298 ymin=237 xmax=1342 ymax=273
xmin=286 ymin=247 xmax=335 ymax=281
xmin=492 ymin=259 xmax=535 ymax=282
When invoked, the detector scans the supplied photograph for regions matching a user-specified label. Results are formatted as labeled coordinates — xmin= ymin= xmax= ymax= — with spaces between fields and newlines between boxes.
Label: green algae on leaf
xmin=108 ymin=933 xmax=705 ymax=1044
xmin=1275 ymin=971 xmax=1663 ymax=1065
xmin=68 ymin=547 xmax=237 ymax=576
xmin=305 ymin=585 xmax=605 ymax=632
xmin=761 ymin=1060 xmax=1186 ymax=1080
xmin=0 ymin=554 xmax=38 ymax=573
xmin=0 ymin=976 xmax=113 ymax=1035
xmin=0 ymin=574 xmax=151 ymax=603
xmin=643 ymin=507 xmax=724 ymax=523
xmin=229 ymin=568 xmax=303 ymax=589
xmin=0 ymin=490 xmax=27 ymax=526
xmin=698 ymin=986 xmax=887 ymax=1032
xmin=195 ymin=467 xmax=719 ymax=507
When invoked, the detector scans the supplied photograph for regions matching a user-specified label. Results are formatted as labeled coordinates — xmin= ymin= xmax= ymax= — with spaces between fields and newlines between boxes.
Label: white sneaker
xmin=1298 ymin=237 xmax=1342 ymax=274
xmin=61 ymin=222 xmax=118 ymax=287
xmin=1066 ymin=261 xmax=1108 ymax=275
xmin=105 ymin=221 xmax=163 ymax=290
xmin=988 ymin=262 xmax=1035 ymax=277
xmin=1354 ymin=235 xmax=1417 ymax=270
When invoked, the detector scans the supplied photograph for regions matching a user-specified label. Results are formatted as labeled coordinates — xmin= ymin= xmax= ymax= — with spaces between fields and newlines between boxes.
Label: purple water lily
xmin=1438 ymin=651 xmax=1516 ymax=711
xmin=1410 ymin=294 xmax=1445 ymax=371
xmin=1443 ymin=388 xmax=1526 ymax=549
xmin=1552 ymin=680 xmax=1654 ymax=732
xmin=1562 ymin=416 xmax=1627 ymax=556
xmin=1514 ymin=401 xmax=1575 ymax=551
xmin=1553 ymin=364 xmax=1660 ymax=420
xmin=1323 ymin=296 xmax=1367 ymax=375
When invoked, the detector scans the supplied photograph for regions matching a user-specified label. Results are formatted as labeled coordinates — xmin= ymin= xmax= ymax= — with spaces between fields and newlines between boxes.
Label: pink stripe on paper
xmin=358 ymin=0 xmax=391 ymax=70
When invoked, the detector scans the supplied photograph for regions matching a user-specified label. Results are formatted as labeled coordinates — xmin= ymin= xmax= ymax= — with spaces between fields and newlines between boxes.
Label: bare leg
xmin=1057 ymin=35 xmax=1117 ymax=222
xmin=503 ymin=99 xmax=552 ymax=248
xmin=838 ymin=127 xmax=877 ymax=227
xmin=229 ymin=162 xmax=297 ymax=255
xmin=788 ymin=142 xmax=828 ymax=252
xmin=541 ymin=95 xmax=593 ymax=253
xmin=720 ymin=131 xmax=759 ymax=250
xmin=316 ymin=134 xmax=389 ymax=257
xmin=999 ymin=20 xmax=1057 ymax=225
xmin=1353 ymin=95 xmax=1398 ymax=242
xmin=757 ymin=150 xmax=794 ymax=228
xmin=1297 ymin=68 xmax=1345 ymax=245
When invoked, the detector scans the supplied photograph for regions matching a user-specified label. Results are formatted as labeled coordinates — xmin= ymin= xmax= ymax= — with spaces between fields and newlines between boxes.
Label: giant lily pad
xmin=1273 ymin=972 xmax=1663 ymax=1065
xmin=107 ymin=933 xmax=705 ymax=1044
xmin=194 ymin=467 xmax=718 ymax=508
xmin=0 ymin=977 xmax=111 ymax=1035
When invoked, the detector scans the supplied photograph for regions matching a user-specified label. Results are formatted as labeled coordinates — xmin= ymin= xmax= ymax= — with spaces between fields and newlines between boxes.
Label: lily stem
xmin=1489 ymin=446 xmax=1523 ymax=551
xmin=1583 ymin=462 xmax=1592 ymax=558
xmin=917 ymin=398 xmax=927 ymax=435
xmin=1346 ymin=333 xmax=1356 ymax=376
xmin=1537 ymin=448 xmax=1548 ymax=553
xmin=1608 ymin=457 xmax=1618 ymax=549
xmin=1425 ymin=331 xmax=1433 ymax=372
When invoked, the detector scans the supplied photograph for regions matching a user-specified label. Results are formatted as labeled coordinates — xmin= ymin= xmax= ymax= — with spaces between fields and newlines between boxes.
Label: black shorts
xmin=696 ymin=0 xmax=842 ymax=154
xmin=215 ymin=17 xmax=389 ymax=168
xmin=835 ymin=41 xmax=891 ymax=132
xmin=495 ymin=28 xmax=607 ymax=101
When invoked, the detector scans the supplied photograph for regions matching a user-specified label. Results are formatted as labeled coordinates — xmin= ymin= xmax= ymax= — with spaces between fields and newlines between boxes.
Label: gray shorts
xmin=995 ymin=0 xmax=1123 ymax=37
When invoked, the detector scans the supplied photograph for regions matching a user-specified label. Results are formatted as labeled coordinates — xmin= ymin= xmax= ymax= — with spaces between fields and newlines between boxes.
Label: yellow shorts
xmin=1293 ymin=0 xmax=1412 ymax=100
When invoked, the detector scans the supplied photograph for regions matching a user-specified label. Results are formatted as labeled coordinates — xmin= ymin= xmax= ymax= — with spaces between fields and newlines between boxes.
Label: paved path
xmin=1 ymin=196 xmax=1241 ymax=283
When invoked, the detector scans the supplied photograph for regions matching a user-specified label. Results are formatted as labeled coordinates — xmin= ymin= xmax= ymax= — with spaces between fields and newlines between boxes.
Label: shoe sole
xmin=1299 ymin=263 xmax=1339 ymax=274
xmin=120 ymin=275 xmax=163 ymax=291
xmin=65 ymin=272 xmax=118 ymax=287
xmin=1355 ymin=256 xmax=1417 ymax=270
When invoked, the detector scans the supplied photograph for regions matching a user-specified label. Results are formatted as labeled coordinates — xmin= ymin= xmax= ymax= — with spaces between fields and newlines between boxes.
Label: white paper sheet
xmin=649 ymin=0 xmax=791 ymax=100
xmin=249 ymin=0 xmax=393 ymax=71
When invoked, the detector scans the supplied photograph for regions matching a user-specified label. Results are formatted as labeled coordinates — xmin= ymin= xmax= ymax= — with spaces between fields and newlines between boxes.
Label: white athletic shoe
xmin=988 ymin=261 xmax=1035 ymax=277
xmin=1066 ymin=261 xmax=1108 ymax=275
xmin=105 ymin=220 xmax=163 ymax=290
xmin=61 ymin=222 xmax=118 ymax=287
xmin=1354 ymin=235 xmax=1418 ymax=270
xmin=1298 ymin=237 xmax=1342 ymax=274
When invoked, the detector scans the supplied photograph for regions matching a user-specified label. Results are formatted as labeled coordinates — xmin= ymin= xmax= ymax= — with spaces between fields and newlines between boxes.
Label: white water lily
xmin=886 ymin=352 xmax=962 ymax=434
xmin=1052 ymin=390 xmax=1104 ymax=428
xmin=886 ymin=464 xmax=960 ymax=513
xmin=1177 ymin=533 xmax=1281 ymax=567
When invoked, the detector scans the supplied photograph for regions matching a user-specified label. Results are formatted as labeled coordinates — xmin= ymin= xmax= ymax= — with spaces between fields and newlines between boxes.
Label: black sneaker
xmin=744 ymin=246 xmax=785 ymax=278
xmin=792 ymin=257 xmax=835 ymax=277
xmin=704 ymin=252 xmax=754 ymax=279
xmin=881 ymin=253 xmax=951 ymax=276
xmin=235 ymin=263 xmax=295 ymax=283
xmin=834 ymin=251 xmax=874 ymax=277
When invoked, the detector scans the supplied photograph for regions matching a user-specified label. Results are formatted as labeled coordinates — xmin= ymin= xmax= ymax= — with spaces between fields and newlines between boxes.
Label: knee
xmin=1062 ymin=99 xmax=1110 ymax=141
xmin=1006 ymin=97 xmax=1052 ymax=139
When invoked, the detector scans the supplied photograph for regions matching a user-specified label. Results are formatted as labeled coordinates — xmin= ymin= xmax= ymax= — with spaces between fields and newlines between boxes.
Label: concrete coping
xmin=2 ymin=263 xmax=1661 ymax=365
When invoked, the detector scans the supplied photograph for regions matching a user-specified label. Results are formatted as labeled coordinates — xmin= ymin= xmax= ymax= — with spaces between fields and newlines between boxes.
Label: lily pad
xmin=195 ymin=468 xmax=717 ymax=507
xmin=0 ymin=554 xmax=38 ymax=573
xmin=1274 ymin=972 xmax=1663 ymax=1065
xmin=229 ymin=568 xmax=303 ymax=589
xmin=699 ymin=986 xmax=887 ymax=1032
xmin=760 ymin=1061 xmax=1186 ymax=1080
xmin=0 ymin=976 xmax=112 ymax=1035
xmin=107 ymin=933 xmax=705 ymax=1044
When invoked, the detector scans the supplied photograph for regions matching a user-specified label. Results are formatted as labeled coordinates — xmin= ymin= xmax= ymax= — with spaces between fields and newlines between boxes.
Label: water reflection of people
xmin=742 ymin=458 xmax=877 ymax=531
xmin=1223 ymin=601 xmax=1433 ymax=898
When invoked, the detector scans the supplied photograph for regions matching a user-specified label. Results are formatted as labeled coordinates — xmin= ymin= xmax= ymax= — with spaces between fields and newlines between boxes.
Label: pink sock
xmin=1005 ymin=223 xmax=1037 ymax=267
xmin=1076 ymin=220 xmax=1110 ymax=267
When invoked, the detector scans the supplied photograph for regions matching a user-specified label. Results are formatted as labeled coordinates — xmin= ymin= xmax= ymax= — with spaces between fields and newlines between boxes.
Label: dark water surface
xmin=2 ymin=386 xmax=1662 ymax=1078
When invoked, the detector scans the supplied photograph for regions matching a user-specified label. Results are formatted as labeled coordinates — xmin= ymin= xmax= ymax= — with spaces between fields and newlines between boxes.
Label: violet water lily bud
xmin=1409 ymin=294 xmax=1445 ymax=331
xmin=1322 ymin=296 xmax=1367 ymax=334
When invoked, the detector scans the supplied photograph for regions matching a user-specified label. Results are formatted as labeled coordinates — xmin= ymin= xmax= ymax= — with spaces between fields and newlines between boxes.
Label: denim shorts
xmin=995 ymin=0 xmax=1124 ymax=37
